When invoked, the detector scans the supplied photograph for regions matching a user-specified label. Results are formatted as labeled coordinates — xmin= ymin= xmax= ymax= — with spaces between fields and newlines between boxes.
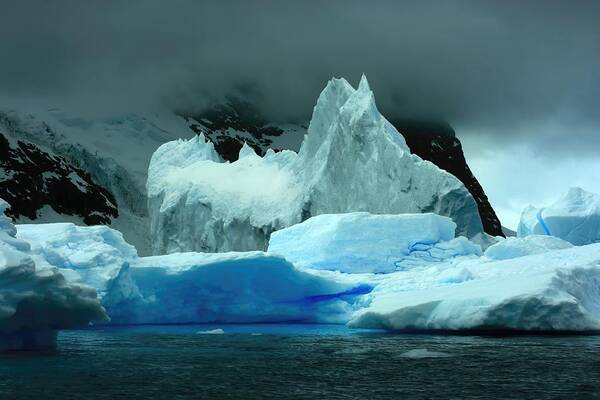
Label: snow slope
xmin=0 ymin=200 xmax=106 ymax=351
xmin=148 ymin=76 xmax=483 ymax=254
xmin=268 ymin=212 xmax=481 ymax=273
xmin=518 ymin=187 xmax=600 ymax=245
xmin=0 ymin=107 xmax=195 ymax=254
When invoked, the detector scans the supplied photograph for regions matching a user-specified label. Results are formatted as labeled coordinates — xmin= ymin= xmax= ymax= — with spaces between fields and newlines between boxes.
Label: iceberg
xmin=16 ymin=216 xmax=369 ymax=324
xmin=268 ymin=212 xmax=481 ymax=273
xmin=103 ymin=252 xmax=369 ymax=324
xmin=518 ymin=187 xmax=600 ymax=246
xmin=0 ymin=200 xmax=106 ymax=351
xmin=148 ymin=76 xmax=483 ymax=254
xmin=349 ymin=243 xmax=600 ymax=332
xmin=9 ymin=204 xmax=600 ymax=333
xmin=17 ymin=222 xmax=137 ymax=294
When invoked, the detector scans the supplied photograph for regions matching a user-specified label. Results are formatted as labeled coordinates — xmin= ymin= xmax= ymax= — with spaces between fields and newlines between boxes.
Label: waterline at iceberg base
xmin=14 ymin=207 xmax=600 ymax=335
xmin=4 ymin=76 xmax=600 ymax=350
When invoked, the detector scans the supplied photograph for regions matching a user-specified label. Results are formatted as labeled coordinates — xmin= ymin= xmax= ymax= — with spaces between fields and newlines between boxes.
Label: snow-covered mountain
xmin=0 ymin=77 xmax=503 ymax=257
xmin=0 ymin=132 xmax=118 ymax=225
xmin=0 ymin=107 xmax=194 ymax=254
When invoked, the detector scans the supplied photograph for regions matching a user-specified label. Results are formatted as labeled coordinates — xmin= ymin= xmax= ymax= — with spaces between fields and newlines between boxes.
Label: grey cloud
xmin=1 ymin=0 xmax=599 ymax=154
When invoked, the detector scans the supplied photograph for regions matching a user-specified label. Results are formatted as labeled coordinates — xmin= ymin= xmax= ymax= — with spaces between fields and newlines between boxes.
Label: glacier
xmin=147 ymin=75 xmax=483 ymax=254
xmin=0 ymin=106 xmax=196 ymax=255
xmin=518 ymin=187 xmax=600 ymax=246
xmin=0 ymin=200 xmax=107 ymax=351
xmin=268 ymin=212 xmax=481 ymax=273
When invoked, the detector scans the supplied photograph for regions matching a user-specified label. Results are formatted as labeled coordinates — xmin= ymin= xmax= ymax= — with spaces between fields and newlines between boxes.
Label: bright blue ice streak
xmin=536 ymin=208 xmax=552 ymax=236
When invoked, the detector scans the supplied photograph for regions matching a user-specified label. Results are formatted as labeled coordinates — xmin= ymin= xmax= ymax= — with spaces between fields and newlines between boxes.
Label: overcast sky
xmin=1 ymin=0 xmax=599 ymax=229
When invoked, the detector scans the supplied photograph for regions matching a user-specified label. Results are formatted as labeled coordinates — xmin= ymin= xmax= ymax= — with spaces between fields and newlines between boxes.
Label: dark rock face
xmin=186 ymin=97 xmax=304 ymax=162
xmin=394 ymin=119 xmax=504 ymax=237
xmin=0 ymin=133 xmax=118 ymax=225
xmin=502 ymin=226 xmax=516 ymax=237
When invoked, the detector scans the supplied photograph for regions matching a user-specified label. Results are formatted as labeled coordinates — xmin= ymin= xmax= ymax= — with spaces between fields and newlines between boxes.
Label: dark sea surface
xmin=1 ymin=324 xmax=600 ymax=399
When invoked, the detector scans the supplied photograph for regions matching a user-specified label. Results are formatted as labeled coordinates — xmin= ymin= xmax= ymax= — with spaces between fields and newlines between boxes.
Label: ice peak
xmin=565 ymin=186 xmax=588 ymax=199
xmin=340 ymin=75 xmax=380 ymax=129
xmin=318 ymin=78 xmax=354 ymax=110
xmin=357 ymin=74 xmax=371 ymax=92
xmin=239 ymin=142 xmax=257 ymax=159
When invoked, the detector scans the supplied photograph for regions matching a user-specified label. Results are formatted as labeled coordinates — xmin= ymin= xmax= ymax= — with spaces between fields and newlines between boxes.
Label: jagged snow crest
xmin=148 ymin=76 xmax=483 ymax=254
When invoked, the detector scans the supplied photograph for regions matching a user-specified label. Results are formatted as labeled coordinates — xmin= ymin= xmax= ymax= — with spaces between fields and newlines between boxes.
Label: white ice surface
xmin=11 ymin=208 xmax=600 ymax=333
xmin=148 ymin=76 xmax=483 ymax=254
xmin=0 ymin=200 xmax=107 ymax=351
xmin=518 ymin=187 xmax=600 ymax=246
xmin=484 ymin=235 xmax=573 ymax=260
xmin=350 ymin=243 xmax=600 ymax=332
xmin=268 ymin=212 xmax=481 ymax=273
xmin=17 ymin=222 xmax=138 ymax=295
xmin=103 ymin=251 xmax=367 ymax=325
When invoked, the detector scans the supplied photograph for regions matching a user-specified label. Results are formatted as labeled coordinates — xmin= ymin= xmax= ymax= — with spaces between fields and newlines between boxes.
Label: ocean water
xmin=2 ymin=324 xmax=600 ymax=399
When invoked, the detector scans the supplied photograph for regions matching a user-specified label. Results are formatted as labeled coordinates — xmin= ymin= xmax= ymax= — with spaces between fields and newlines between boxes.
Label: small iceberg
xmin=197 ymin=328 xmax=225 ymax=335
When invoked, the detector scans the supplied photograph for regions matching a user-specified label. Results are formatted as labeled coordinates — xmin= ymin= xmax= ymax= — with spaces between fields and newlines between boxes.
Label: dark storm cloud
xmin=1 ymin=0 xmax=599 ymax=153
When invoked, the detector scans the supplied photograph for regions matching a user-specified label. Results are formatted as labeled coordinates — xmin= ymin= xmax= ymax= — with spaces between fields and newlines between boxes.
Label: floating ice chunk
xmin=17 ymin=222 xmax=137 ymax=294
xmin=197 ymin=328 xmax=224 ymax=335
xmin=484 ymin=235 xmax=573 ymax=260
xmin=0 ymin=201 xmax=106 ymax=351
xmin=103 ymin=251 xmax=369 ymax=325
xmin=268 ymin=213 xmax=481 ymax=273
xmin=518 ymin=187 xmax=600 ymax=245
xmin=349 ymin=243 xmax=600 ymax=332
